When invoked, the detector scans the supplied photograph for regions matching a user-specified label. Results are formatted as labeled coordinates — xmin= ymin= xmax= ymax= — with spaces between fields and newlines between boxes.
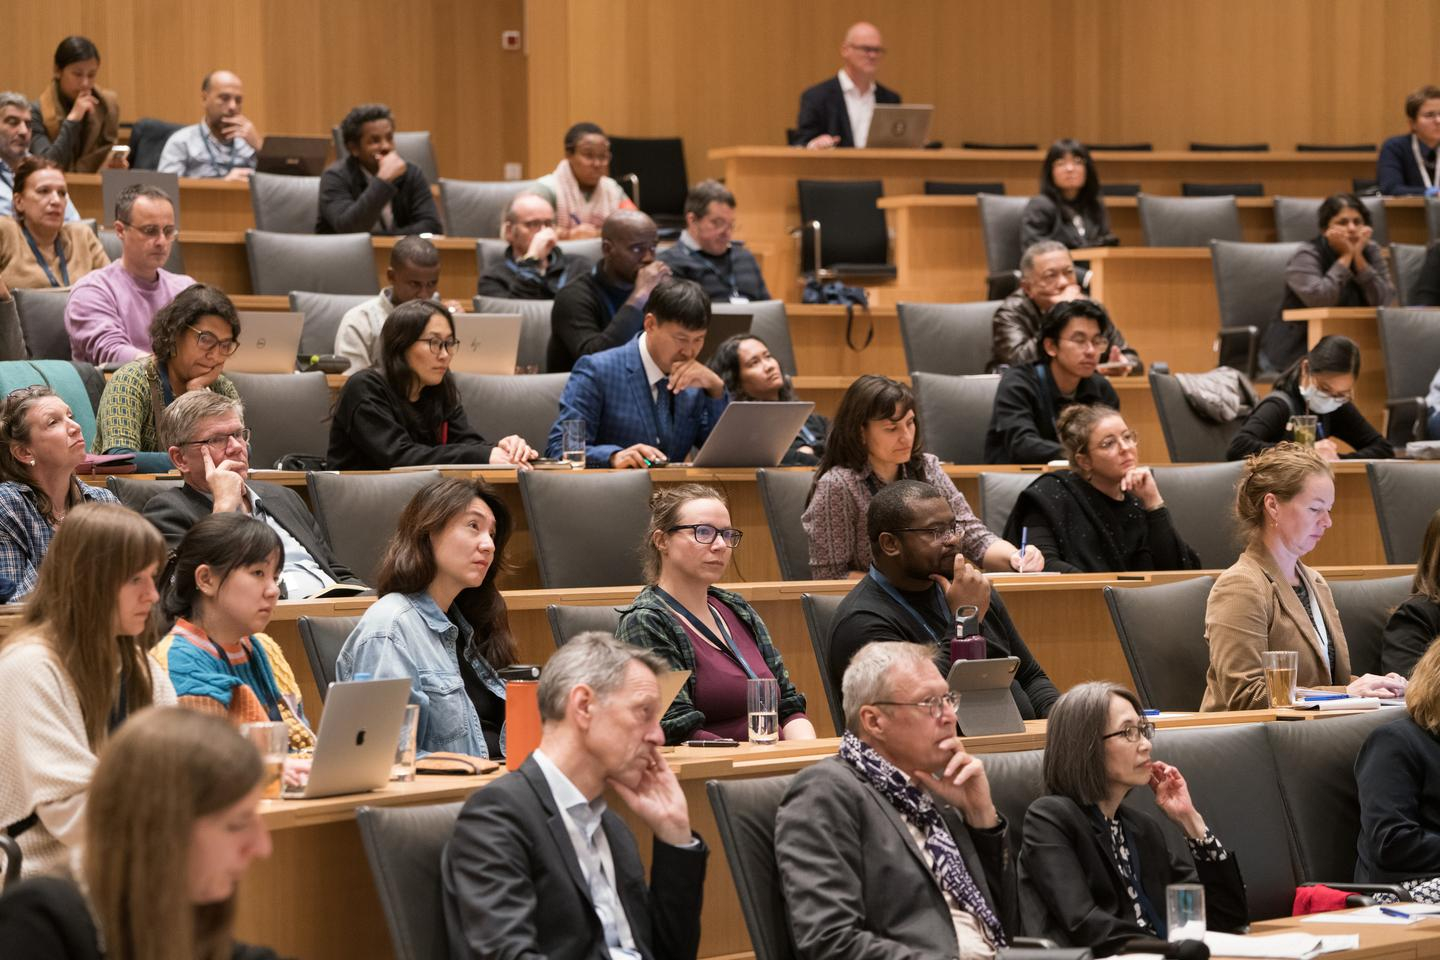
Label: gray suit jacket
xmin=774 ymin=755 xmax=1018 ymax=960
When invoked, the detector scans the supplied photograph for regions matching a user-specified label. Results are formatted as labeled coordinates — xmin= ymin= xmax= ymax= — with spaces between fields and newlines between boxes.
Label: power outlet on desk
xmin=501 ymin=30 xmax=521 ymax=50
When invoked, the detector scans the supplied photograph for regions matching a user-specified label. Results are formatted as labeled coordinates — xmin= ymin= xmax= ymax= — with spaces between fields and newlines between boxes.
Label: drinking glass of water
xmin=560 ymin=419 xmax=587 ymax=469
xmin=1166 ymin=883 xmax=1206 ymax=942
xmin=392 ymin=703 xmax=420 ymax=782
xmin=747 ymin=677 xmax=780 ymax=745
xmin=239 ymin=721 xmax=288 ymax=799
xmin=1262 ymin=649 xmax=1299 ymax=708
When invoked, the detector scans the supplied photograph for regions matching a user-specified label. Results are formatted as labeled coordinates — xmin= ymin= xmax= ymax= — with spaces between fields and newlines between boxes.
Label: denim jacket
xmin=335 ymin=591 xmax=506 ymax=758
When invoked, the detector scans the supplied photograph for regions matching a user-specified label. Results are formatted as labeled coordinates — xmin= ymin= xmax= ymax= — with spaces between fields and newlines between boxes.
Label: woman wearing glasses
xmin=534 ymin=122 xmax=636 ymax=239
xmin=617 ymin=484 xmax=816 ymax=744
xmin=327 ymin=300 xmax=536 ymax=470
xmin=1019 ymin=682 xmax=1248 ymax=954
xmin=1003 ymin=405 xmax=1200 ymax=573
xmin=93 ymin=282 xmax=242 ymax=473
xmin=0 ymin=157 xmax=108 ymax=290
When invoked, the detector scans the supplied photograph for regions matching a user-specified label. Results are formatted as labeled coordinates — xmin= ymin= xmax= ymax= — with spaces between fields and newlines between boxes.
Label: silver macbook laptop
xmin=229 ymin=311 xmax=304 ymax=374
xmin=281 ymin=677 xmax=411 ymax=800
xmin=255 ymin=136 xmax=331 ymax=177
xmin=865 ymin=104 xmax=934 ymax=149
xmin=687 ymin=400 xmax=814 ymax=468
xmin=449 ymin=313 xmax=524 ymax=375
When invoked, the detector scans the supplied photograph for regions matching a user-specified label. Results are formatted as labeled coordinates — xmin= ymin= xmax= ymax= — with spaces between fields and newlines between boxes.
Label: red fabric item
xmin=1293 ymin=884 xmax=1352 ymax=916
xmin=440 ymin=421 xmax=448 ymax=445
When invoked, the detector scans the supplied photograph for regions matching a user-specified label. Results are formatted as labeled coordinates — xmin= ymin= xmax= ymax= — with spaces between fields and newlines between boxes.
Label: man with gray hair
xmin=443 ymin=631 xmax=707 ymax=960
xmin=477 ymin=191 xmax=588 ymax=300
xmin=0 ymin=91 xmax=80 ymax=221
xmin=658 ymin=180 xmax=770 ymax=302
xmin=988 ymin=240 xmax=1138 ymax=373
xmin=775 ymin=640 xmax=1017 ymax=959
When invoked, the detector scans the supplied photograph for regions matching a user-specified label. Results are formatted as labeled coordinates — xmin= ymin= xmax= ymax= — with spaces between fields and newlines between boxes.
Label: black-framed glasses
xmin=1062 ymin=335 xmax=1110 ymax=350
xmin=888 ymin=520 xmax=963 ymax=544
xmin=419 ymin=336 xmax=460 ymax=356
xmin=872 ymin=693 xmax=958 ymax=719
xmin=667 ymin=523 xmax=743 ymax=547
xmin=1102 ymin=721 xmax=1156 ymax=743
xmin=187 ymin=325 xmax=240 ymax=356
xmin=183 ymin=428 xmax=251 ymax=450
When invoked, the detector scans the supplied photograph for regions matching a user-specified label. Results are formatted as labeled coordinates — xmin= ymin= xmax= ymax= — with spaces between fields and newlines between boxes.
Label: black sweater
xmin=327 ymin=367 xmax=496 ymax=470
xmin=546 ymin=269 xmax=645 ymax=372
xmin=984 ymin=363 xmax=1121 ymax=465
xmin=1355 ymin=716 xmax=1440 ymax=883
xmin=1381 ymin=594 xmax=1440 ymax=677
xmin=316 ymin=156 xmax=441 ymax=236
xmin=1226 ymin=386 xmax=1392 ymax=461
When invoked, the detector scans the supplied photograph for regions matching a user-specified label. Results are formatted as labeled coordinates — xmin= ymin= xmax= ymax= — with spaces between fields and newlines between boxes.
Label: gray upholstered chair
xmin=452 ymin=372 xmax=568 ymax=453
xmin=755 ymin=468 xmax=815 ymax=581
xmin=1328 ymin=575 xmax=1413 ymax=676
xmin=1428 ymin=196 xmax=1440 ymax=242
xmin=297 ymin=615 xmax=361 ymax=701
xmin=1273 ymin=196 xmax=1388 ymax=246
xmin=306 ymin=469 xmax=444 ymax=585
xmin=519 ymin=469 xmax=652 ymax=588
xmin=911 ymin=372 xmax=1000 ymax=464
xmin=12 ymin=288 xmax=72 ymax=360
xmin=1391 ymin=243 xmax=1430 ymax=306
xmin=1150 ymin=461 xmax=1246 ymax=568
xmin=1148 ymin=369 xmax=1242 ymax=462
xmin=976 ymin=193 xmax=1031 ymax=299
xmin=226 ymin=371 xmax=333 ymax=467
xmin=1209 ymin=239 xmax=1305 ymax=377
xmin=98 ymin=228 xmax=186 ymax=273
xmin=441 ymin=179 xmax=540 ymax=238
xmin=355 ymin=801 xmax=462 ymax=960
xmin=249 ymin=172 xmax=323 ymax=234
xmin=714 ymin=300 xmax=797 ymax=377
xmin=1377 ymin=306 xmax=1440 ymax=443
xmin=976 ymin=471 xmax=1039 ymax=535
xmin=393 ymin=131 xmax=439 ymax=185
xmin=246 ymin=230 xmax=376 ymax=295
xmin=896 ymin=301 xmax=1001 ymax=376
xmin=1104 ymin=576 xmax=1215 ymax=710
xmin=105 ymin=476 xmax=184 ymax=511
xmin=473 ymin=295 xmax=554 ymax=373
xmin=705 ymin=776 xmax=798 ymax=960
xmin=1367 ymin=460 xmax=1440 ymax=565
xmin=474 ymin=237 xmax=603 ymax=280
xmin=801 ymin=592 xmax=845 ymax=732
xmin=544 ymin=604 xmax=625 ymax=648
xmin=1138 ymin=195 xmax=1242 ymax=247
xmin=289 ymin=291 xmax=374 ymax=358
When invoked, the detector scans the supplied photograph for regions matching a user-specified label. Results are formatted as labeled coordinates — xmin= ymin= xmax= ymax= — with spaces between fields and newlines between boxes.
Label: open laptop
xmin=695 ymin=312 xmax=753 ymax=366
xmin=865 ymin=104 xmax=934 ymax=149
xmin=686 ymin=400 xmax=814 ymax=468
xmin=229 ymin=311 xmax=304 ymax=374
xmin=448 ymin=313 xmax=525 ymax=375
xmin=255 ymin=136 xmax=331 ymax=176
xmin=946 ymin=657 xmax=1025 ymax=736
xmin=281 ymin=677 xmax=411 ymax=800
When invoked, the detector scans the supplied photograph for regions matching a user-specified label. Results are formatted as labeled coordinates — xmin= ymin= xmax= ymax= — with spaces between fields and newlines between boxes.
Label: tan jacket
xmin=1201 ymin=541 xmax=1351 ymax=711
xmin=0 ymin=218 xmax=109 ymax=291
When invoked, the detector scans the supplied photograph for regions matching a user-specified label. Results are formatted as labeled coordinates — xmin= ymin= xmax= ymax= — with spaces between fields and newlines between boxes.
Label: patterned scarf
xmin=549 ymin=158 xmax=629 ymax=235
xmin=838 ymin=732 xmax=1007 ymax=946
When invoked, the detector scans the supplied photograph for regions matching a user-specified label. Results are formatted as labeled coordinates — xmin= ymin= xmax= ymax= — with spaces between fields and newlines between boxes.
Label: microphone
xmin=1117 ymin=937 xmax=1210 ymax=960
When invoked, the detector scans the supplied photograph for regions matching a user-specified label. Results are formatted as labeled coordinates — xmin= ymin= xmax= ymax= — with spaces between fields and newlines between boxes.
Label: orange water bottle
xmin=502 ymin=665 xmax=543 ymax=771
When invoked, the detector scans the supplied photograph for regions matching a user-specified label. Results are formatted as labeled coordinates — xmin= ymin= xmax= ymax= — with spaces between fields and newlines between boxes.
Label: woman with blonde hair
xmin=0 ymin=502 xmax=171 ymax=877
xmin=1381 ymin=507 xmax=1440 ymax=677
xmin=0 ymin=708 xmax=285 ymax=959
xmin=1201 ymin=443 xmax=1406 ymax=710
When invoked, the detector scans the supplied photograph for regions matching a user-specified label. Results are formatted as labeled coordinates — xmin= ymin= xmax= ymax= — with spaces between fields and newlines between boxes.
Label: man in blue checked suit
xmin=547 ymin=278 xmax=729 ymax=468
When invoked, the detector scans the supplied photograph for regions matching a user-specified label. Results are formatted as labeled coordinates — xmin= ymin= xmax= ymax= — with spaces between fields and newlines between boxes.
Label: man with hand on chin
xmin=777 ymin=640 xmax=1018 ymax=959
xmin=443 ymin=631 xmax=707 ymax=960
xmin=158 ymin=71 xmax=262 ymax=180
xmin=317 ymin=102 xmax=441 ymax=235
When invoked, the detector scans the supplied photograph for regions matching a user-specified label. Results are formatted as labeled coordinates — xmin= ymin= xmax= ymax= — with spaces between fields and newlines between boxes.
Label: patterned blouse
xmin=1104 ymin=814 xmax=1229 ymax=932
xmin=93 ymin=355 xmax=240 ymax=455
xmin=801 ymin=453 xmax=998 ymax=579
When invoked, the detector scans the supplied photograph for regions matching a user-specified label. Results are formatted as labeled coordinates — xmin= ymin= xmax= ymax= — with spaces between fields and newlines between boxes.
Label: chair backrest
xmin=1149 ymin=461 xmax=1246 ymax=568
xmin=1274 ymin=196 xmax=1389 ymax=246
xmin=976 ymin=471 xmax=1039 ymax=535
xmin=226 ymin=371 xmax=333 ymax=468
xmin=976 ymin=193 xmax=1030 ymax=277
xmin=246 ymin=230 xmax=376 ymax=295
xmin=705 ymin=776 xmax=797 ymax=960
xmin=249 ymin=173 xmax=323 ymax=234
xmin=1180 ymin=182 xmax=1264 ymax=198
xmin=451 ymin=372 xmax=568 ymax=452
xmin=1100 ymin=183 xmax=1142 ymax=197
xmin=608 ymin=137 xmax=689 ymax=221
xmin=755 ymin=468 xmax=815 ymax=581
xmin=1103 ymin=576 xmax=1215 ymax=710
xmin=12 ymin=288 xmax=72 ymax=360
xmin=896 ymin=301 xmax=1001 ymax=377
xmin=475 ymin=237 xmax=603 ymax=280
xmin=544 ymin=604 xmax=625 ymax=648
xmin=1367 ymin=460 xmax=1440 ymax=565
xmin=1328 ymin=575 xmax=1414 ymax=676
xmin=519 ymin=470 xmax=652 ymax=588
xmin=714 ymin=300 xmax=797 ymax=376
xmin=978 ymin=747 xmax=1048 ymax=857
xmin=297 ymin=615 xmax=362 ymax=700
xmin=1210 ymin=239 xmax=1306 ymax=371
xmin=105 ymin=476 xmax=184 ymax=512
xmin=473 ymin=296 xmax=554 ymax=372
xmin=1138 ymin=195 xmax=1242 ymax=246
xmin=355 ymin=801 xmax=461 ymax=960
xmin=1391 ymin=243 xmax=1430 ymax=306
xmin=796 ymin=179 xmax=888 ymax=272
xmin=1296 ymin=143 xmax=1376 ymax=152
xmin=392 ymin=131 xmax=438 ymax=185
xmin=801 ymin=592 xmax=846 ymax=732
xmin=306 ymin=470 xmax=443 ymax=585
xmin=923 ymin=180 xmax=1004 ymax=195
xmin=440 ymin=179 xmax=540 ymax=238
xmin=1428 ymin=196 xmax=1440 ymax=242
xmin=128 ymin=118 xmax=185 ymax=170
xmin=98 ymin=228 xmax=186 ymax=274
xmin=1377 ymin=306 xmax=1440 ymax=443
xmin=912 ymin=372 xmax=1000 ymax=465
xmin=289 ymin=291 xmax=374 ymax=358
xmin=1148 ymin=369 xmax=1240 ymax=463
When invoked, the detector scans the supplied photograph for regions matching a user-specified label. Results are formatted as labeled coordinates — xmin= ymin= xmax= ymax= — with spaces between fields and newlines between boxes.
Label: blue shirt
xmin=0 ymin=481 xmax=118 ymax=602
xmin=335 ymin=591 xmax=506 ymax=758
xmin=156 ymin=121 xmax=258 ymax=178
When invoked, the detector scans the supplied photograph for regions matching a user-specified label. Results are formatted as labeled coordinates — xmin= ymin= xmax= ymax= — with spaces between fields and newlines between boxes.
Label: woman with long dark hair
xmin=708 ymin=332 xmax=828 ymax=465
xmin=1020 ymin=139 xmax=1119 ymax=251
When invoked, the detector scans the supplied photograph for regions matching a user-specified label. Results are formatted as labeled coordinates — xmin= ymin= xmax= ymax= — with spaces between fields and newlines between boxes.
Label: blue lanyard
xmin=867 ymin=565 xmax=951 ymax=644
xmin=652 ymin=586 xmax=759 ymax=679
xmin=198 ymin=123 xmax=240 ymax=176
xmin=21 ymin=224 xmax=69 ymax=288
xmin=686 ymin=244 xmax=740 ymax=298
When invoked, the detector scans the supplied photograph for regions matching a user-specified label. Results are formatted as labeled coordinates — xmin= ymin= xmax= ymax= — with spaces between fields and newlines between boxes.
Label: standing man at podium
xmin=792 ymin=22 xmax=901 ymax=150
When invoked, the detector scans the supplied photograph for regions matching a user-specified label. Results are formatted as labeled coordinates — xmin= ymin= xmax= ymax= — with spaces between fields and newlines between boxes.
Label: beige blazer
xmin=1201 ymin=541 xmax=1352 ymax=711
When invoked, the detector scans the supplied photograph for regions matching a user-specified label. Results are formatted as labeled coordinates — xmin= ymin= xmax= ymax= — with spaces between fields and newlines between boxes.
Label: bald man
xmin=793 ymin=21 xmax=901 ymax=149
xmin=158 ymin=70 xmax=263 ymax=180
xmin=547 ymin=209 xmax=672 ymax=372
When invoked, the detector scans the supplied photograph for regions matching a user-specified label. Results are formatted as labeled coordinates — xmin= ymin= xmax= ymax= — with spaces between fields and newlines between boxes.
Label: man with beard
xmin=0 ymin=91 xmax=81 ymax=220
xmin=157 ymin=71 xmax=262 ymax=180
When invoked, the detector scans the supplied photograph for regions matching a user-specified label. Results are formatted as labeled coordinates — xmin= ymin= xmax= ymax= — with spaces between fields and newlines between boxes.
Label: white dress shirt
xmin=838 ymin=69 xmax=877 ymax=148
xmin=637 ymin=332 xmax=667 ymax=404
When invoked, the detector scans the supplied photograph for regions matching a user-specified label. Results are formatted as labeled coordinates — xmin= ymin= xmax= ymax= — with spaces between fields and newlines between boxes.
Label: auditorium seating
xmin=440 ymin=179 xmax=539 ymax=238
xmin=705 ymin=776 xmax=799 ymax=960
xmin=1181 ymin=182 xmax=1264 ymax=197
xmin=1274 ymin=196 xmax=1389 ymax=246
xmin=298 ymin=615 xmax=361 ymax=700
xmin=1366 ymin=460 xmax=1440 ymax=565
xmin=289 ymin=291 xmax=372 ymax=358
xmin=306 ymin=469 xmax=444 ymax=585
xmin=545 ymin=603 xmax=624 ymax=648
xmin=452 ymin=371 xmax=568 ymax=452
xmin=976 ymin=471 xmax=1038 ymax=535
xmin=1391 ymin=243 xmax=1430 ymax=306
xmin=355 ymin=801 xmax=461 ymax=960
xmin=106 ymin=476 xmax=184 ymax=512
xmin=608 ymin=136 xmax=689 ymax=232
xmin=1209 ymin=239 xmax=1306 ymax=377
xmin=755 ymin=468 xmax=813 ymax=581
xmin=1104 ymin=576 xmax=1214 ymax=710
xmin=246 ymin=230 xmax=376 ymax=295
xmin=250 ymin=173 xmax=322 ymax=234
xmin=1376 ymin=306 xmax=1440 ymax=443
xmin=226 ymin=371 xmax=333 ymax=468
xmin=912 ymin=372 xmax=1000 ymax=464
xmin=800 ymin=592 xmax=844 ymax=731
xmin=1138 ymin=195 xmax=1242 ymax=247
xmin=795 ymin=179 xmax=895 ymax=280
xmin=1149 ymin=461 xmax=1246 ymax=568
xmin=472 ymin=296 xmax=553 ymax=372
xmin=1328 ymin=574 xmax=1413 ymax=676
xmin=715 ymin=300 xmax=798 ymax=377
xmin=976 ymin=193 xmax=1030 ymax=299
xmin=896 ymin=300 xmax=999 ymax=376
xmin=519 ymin=469 xmax=652 ymax=588
xmin=1148 ymin=369 xmax=1242 ymax=462
xmin=12 ymin=288 xmax=72 ymax=361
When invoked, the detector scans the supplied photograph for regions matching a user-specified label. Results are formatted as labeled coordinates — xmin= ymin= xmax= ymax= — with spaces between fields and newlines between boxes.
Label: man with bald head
xmin=158 ymin=71 xmax=262 ymax=180
xmin=477 ymin=191 xmax=588 ymax=300
xmin=793 ymin=21 xmax=901 ymax=149
xmin=547 ymin=209 xmax=671 ymax=372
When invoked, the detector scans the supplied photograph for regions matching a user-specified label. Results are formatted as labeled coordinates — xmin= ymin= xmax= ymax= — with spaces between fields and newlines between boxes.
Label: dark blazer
xmin=792 ymin=76 xmax=901 ymax=148
xmin=316 ymin=155 xmax=442 ymax=235
xmin=142 ymin=480 xmax=361 ymax=586
xmin=1355 ymin=715 xmax=1440 ymax=883
xmin=775 ymin=755 xmax=1018 ymax=960
xmin=1377 ymin=134 xmax=1439 ymax=197
xmin=1381 ymin=594 xmax=1440 ymax=677
xmin=1019 ymin=795 xmax=1248 ymax=955
xmin=441 ymin=754 xmax=707 ymax=960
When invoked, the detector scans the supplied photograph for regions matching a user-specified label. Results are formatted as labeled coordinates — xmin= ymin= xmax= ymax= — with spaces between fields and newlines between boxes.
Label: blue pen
xmin=1301 ymin=693 xmax=1349 ymax=701
xmin=1316 ymin=422 xmax=1325 ymax=440
xmin=1143 ymin=709 xmax=1161 ymax=717
xmin=1018 ymin=527 xmax=1029 ymax=571
xmin=1380 ymin=907 xmax=1412 ymax=919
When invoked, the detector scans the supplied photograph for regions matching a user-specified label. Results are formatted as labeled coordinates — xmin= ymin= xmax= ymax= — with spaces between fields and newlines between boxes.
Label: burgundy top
xmin=680 ymin=601 xmax=801 ymax=741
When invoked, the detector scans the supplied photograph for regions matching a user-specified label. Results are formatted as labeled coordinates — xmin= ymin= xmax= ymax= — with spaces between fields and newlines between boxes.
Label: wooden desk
xmin=1077 ymin=246 xmax=1222 ymax=373
xmin=1283 ymin=307 xmax=1385 ymax=432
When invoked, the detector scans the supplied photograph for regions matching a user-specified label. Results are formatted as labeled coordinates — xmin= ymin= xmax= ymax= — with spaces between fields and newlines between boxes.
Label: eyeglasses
xmin=575 ymin=150 xmax=612 ymax=163
xmin=121 ymin=222 xmax=179 ymax=240
xmin=1062 ymin=335 xmax=1110 ymax=350
xmin=1101 ymin=721 xmax=1156 ymax=743
xmin=847 ymin=44 xmax=886 ymax=56
xmin=187 ymin=325 xmax=240 ymax=356
xmin=888 ymin=520 xmax=963 ymax=544
xmin=872 ymin=693 xmax=958 ymax=719
xmin=183 ymin=428 xmax=251 ymax=450
xmin=516 ymin=218 xmax=556 ymax=230
xmin=625 ymin=241 xmax=659 ymax=257
xmin=418 ymin=336 xmax=460 ymax=356
xmin=667 ymin=523 xmax=743 ymax=547
xmin=1093 ymin=430 xmax=1139 ymax=453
